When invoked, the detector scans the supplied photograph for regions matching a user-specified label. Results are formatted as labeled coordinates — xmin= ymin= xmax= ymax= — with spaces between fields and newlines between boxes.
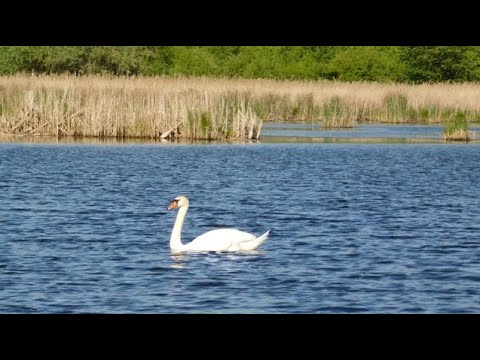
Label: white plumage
xmin=167 ymin=196 xmax=270 ymax=252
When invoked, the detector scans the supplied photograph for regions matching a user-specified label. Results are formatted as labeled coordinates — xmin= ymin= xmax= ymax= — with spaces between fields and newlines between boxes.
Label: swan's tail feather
xmin=240 ymin=229 xmax=270 ymax=251
xmin=256 ymin=229 xmax=270 ymax=245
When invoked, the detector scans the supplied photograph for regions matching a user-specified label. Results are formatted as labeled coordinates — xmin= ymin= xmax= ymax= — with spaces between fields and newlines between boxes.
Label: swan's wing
xmin=238 ymin=229 xmax=270 ymax=251
xmin=186 ymin=229 xmax=255 ymax=251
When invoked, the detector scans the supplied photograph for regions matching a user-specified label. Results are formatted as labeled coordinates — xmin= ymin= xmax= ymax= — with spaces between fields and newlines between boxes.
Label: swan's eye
xmin=173 ymin=199 xmax=179 ymax=203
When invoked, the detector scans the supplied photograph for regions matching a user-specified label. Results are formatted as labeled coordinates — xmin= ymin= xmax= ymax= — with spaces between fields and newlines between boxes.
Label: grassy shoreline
xmin=1 ymin=75 xmax=480 ymax=140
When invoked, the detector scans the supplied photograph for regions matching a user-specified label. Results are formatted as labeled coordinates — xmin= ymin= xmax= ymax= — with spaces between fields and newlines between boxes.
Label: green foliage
xmin=383 ymin=92 xmax=410 ymax=120
xmin=327 ymin=47 xmax=406 ymax=82
xmin=439 ymin=107 xmax=457 ymax=122
xmin=1 ymin=46 xmax=479 ymax=83
xmin=169 ymin=47 xmax=220 ymax=77
xmin=0 ymin=47 xmax=23 ymax=74
xmin=0 ymin=46 xmax=152 ymax=75
xmin=200 ymin=112 xmax=211 ymax=130
xmin=323 ymin=96 xmax=346 ymax=118
xmin=443 ymin=111 xmax=471 ymax=141
xmin=416 ymin=104 xmax=441 ymax=123
xmin=81 ymin=46 xmax=152 ymax=75
xmin=229 ymin=47 xmax=283 ymax=79
xmin=444 ymin=111 xmax=468 ymax=132
xmin=401 ymin=46 xmax=479 ymax=83
xmin=322 ymin=96 xmax=356 ymax=127
xmin=142 ymin=47 xmax=175 ymax=76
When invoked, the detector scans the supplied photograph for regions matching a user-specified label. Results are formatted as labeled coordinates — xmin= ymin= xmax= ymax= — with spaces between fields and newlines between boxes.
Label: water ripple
xmin=1 ymin=142 xmax=480 ymax=313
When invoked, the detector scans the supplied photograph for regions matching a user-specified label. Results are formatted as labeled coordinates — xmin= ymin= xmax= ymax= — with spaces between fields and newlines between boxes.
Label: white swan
xmin=167 ymin=196 xmax=270 ymax=252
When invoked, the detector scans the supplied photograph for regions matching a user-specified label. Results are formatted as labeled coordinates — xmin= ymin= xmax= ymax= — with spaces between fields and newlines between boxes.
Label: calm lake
xmin=1 ymin=125 xmax=480 ymax=313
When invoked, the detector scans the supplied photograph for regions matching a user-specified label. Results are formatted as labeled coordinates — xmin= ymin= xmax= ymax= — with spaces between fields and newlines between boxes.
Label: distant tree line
xmin=0 ymin=46 xmax=479 ymax=83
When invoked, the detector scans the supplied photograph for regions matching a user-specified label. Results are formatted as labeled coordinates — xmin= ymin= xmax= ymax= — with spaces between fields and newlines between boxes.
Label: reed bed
xmin=1 ymin=75 xmax=480 ymax=139
xmin=443 ymin=112 xmax=475 ymax=141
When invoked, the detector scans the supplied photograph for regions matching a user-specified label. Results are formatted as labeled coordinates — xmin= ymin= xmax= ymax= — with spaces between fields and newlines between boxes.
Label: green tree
xmin=326 ymin=46 xmax=406 ymax=82
xmin=230 ymin=46 xmax=282 ymax=79
xmin=0 ymin=47 xmax=25 ymax=74
xmin=273 ymin=46 xmax=321 ymax=80
xmin=400 ymin=46 xmax=478 ymax=83
xmin=168 ymin=47 xmax=221 ymax=76
xmin=142 ymin=46 xmax=175 ymax=76
xmin=5 ymin=46 xmax=478 ymax=83
xmin=80 ymin=46 xmax=152 ymax=75
xmin=0 ymin=46 xmax=152 ymax=75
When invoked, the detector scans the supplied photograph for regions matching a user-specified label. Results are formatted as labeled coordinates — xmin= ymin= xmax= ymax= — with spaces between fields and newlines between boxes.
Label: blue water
xmin=263 ymin=123 xmax=480 ymax=141
xmin=1 ymin=141 xmax=480 ymax=313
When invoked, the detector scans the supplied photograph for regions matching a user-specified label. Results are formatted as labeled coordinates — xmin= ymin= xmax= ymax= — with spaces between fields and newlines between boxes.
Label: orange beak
xmin=167 ymin=201 xmax=178 ymax=211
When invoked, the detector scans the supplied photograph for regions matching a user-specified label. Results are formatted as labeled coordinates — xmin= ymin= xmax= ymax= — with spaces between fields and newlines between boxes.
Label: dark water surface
xmin=1 ymin=141 xmax=480 ymax=313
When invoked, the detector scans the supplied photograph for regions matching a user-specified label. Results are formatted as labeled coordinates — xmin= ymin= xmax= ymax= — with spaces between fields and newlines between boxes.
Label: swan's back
xmin=185 ymin=228 xmax=268 ymax=252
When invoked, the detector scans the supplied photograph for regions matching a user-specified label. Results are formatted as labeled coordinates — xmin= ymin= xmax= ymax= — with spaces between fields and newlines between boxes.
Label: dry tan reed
xmin=1 ymin=75 xmax=480 ymax=139
xmin=0 ymin=75 xmax=262 ymax=140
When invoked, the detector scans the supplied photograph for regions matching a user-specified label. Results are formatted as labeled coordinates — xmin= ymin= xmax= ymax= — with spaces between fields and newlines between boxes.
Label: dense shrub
xmin=1 ymin=46 xmax=479 ymax=83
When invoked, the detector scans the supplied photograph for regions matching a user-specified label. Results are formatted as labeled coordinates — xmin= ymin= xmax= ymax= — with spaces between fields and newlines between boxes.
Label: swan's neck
xmin=170 ymin=205 xmax=188 ymax=251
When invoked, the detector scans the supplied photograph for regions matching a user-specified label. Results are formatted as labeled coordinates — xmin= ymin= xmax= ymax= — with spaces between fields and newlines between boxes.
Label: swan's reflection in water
xmin=169 ymin=252 xmax=189 ymax=269
xmin=169 ymin=250 xmax=264 ymax=269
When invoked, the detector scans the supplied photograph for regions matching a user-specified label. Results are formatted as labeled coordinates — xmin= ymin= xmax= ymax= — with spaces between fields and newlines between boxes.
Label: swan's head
xmin=167 ymin=195 xmax=189 ymax=211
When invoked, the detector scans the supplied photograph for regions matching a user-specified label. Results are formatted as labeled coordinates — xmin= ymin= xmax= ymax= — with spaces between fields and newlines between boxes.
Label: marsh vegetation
xmin=1 ymin=75 xmax=479 ymax=140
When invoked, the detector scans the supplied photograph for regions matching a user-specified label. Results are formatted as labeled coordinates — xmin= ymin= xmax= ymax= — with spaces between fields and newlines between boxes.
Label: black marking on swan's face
xmin=167 ymin=198 xmax=180 ymax=211
xmin=168 ymin=196 xmax=189 ymax=211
